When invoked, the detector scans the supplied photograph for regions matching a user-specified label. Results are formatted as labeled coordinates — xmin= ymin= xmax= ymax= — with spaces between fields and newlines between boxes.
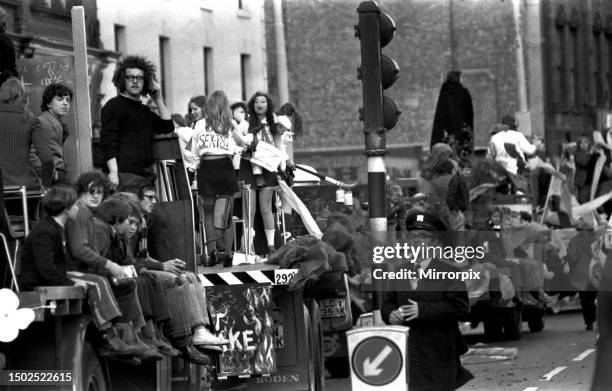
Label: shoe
xmin=143 ymin=337 xmax=179 ymax=357
xmin=586 ymin=323 xmax=594 ymax=331
xmin=136 ymin=344 xmax=164 ymax=361
xmin=121 ymin=357 xmax=142 ymax=366
xmin=180 ymin=345 xmax=211 ymax=365
xmin=195 ymin=344 xmax=224 ymax=353
xmin=217 ymin=251 xmax=233 ymax=267
xmin=207 ymin=250 xmax=218 ymax=267
xmin=192 ymin=327 xmax=230 ymax=346
xmin=100 ymin=327 xmax=142 ymax=355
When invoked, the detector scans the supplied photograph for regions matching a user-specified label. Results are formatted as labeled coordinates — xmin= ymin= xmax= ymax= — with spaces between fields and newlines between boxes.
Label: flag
xmin=544 ymin=191 xmax=612 ymax=226
xmin=277 ymin=180 xmax=322 ymax=239
xmin=250 ymin=142 xmax=288 ymax=173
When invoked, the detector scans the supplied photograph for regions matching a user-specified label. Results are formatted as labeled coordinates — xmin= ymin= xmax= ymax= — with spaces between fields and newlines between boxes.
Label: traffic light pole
xmin=357 ymin=1 xmax=388 ymax=326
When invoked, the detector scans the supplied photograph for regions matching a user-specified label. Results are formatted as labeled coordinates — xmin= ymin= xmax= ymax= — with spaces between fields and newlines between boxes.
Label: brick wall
xmin=266 ymin=0 xmax=521 ymax=181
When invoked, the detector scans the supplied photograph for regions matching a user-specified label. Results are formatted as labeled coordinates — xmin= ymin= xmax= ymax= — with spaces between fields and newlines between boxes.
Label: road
xmin=325 ymin=311 xmax=598 ymax=391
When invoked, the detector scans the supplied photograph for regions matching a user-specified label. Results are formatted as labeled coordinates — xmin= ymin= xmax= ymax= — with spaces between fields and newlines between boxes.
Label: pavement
xmin=325 ymin=311 xmax=598 ymax=391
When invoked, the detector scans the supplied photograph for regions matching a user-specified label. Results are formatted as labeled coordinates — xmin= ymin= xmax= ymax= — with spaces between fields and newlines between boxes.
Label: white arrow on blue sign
xmin=352 ymin=336 xmax=403 ymax=386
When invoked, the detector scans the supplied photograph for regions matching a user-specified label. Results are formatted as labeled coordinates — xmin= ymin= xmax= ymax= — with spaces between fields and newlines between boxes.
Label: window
xmin=570 ymin=26 xmax=580 ymax=108
xmin=159 ymin=36 xmax=170 ymax=100
xmin=607 ymin=33 xmax=612 ymax=108
xmin=594 ymin=30 xmax=603 ymax=106
xmin=240 ymin=54 xmax=251 ymax=101
xmin=203 ymin=47 xmax=212 ymax=95
xmin=114 ymin=24 xmax=126 ymax=53
xmin=555 ymin=25 xmax=567 ymax=108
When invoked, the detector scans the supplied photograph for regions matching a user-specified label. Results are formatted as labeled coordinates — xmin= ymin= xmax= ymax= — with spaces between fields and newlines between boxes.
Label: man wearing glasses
xmin=100 ymin=55 xmax=174 ymax=190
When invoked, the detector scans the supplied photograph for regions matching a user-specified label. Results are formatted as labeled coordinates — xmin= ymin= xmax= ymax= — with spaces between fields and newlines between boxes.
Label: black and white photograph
xmin=1 ymin=0 xmax=612 ymax=390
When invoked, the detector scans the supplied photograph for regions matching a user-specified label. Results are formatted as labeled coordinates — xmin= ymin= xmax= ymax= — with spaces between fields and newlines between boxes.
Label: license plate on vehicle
xmin=319 ymin=298 xmax=346 ymax=318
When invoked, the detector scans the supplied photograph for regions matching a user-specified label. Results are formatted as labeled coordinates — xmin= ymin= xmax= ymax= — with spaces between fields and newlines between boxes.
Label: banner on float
xmin=205 ymin=284 xmax=276 ymax=377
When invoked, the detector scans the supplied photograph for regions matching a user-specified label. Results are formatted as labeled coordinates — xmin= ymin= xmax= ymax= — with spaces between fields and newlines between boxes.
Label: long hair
xmin=277 ymin=102 xmax=303 ymax=137
xmin=111 ymin=55 xmax=157 ymax=96
xmin=0 ymin=77 xmax=26 ymax=106
xmin=247 ymin=92 xmax=278 ymax=136
xmin=203 ymin=90 xmax=232 ymax=135
xmin=0 ymin=77 xmax=32 ymax=120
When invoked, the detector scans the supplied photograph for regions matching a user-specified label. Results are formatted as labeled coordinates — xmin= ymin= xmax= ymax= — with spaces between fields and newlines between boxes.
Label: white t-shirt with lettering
xmin=489 ymin=130 xmax=536 ymax=174
xmin=191 ymin=118 xmax=240 ymax=158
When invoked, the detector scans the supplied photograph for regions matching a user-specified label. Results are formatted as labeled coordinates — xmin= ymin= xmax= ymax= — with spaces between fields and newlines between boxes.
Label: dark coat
xmin=382 ymin=259 xmax=473 ymax=391
xmin=0 ymin=104 xmax=39 ymax=188
xmin=573 ymin=149 xmax=595 ymax=188
xmin=431 ymin=80 xmax=474 ymax=151
xmin=0 ymin=31 xmax=17 ymax=86
xmin=18 ymin=216 xmax=74 ymax=291
xmin=591 ymin=259 xmax=612 ymax=391
xmin=447 ymin=173 xmax=469 ymax=212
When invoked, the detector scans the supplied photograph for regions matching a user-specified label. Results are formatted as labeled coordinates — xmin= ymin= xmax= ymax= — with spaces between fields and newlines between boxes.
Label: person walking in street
xmin=100 ymin=55 xmax=174 ymax=189
xmin=382 ymin=212 xmax=473 ymax=391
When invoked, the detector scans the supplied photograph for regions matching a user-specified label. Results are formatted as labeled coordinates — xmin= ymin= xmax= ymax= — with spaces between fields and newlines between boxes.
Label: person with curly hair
xmin=100 ymin=55 xmax=174 ymax=189
xmin=30 ymin=82 xmax=74 ymax=186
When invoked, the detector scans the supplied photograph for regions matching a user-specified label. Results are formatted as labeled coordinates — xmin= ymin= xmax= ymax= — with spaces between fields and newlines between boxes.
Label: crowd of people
xmin=0 ymin=51 xmax=305 ymax=366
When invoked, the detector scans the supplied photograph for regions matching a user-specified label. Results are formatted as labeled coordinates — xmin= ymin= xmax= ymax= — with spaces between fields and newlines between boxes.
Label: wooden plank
xmin=71 ymin=6 xmax=93 ymax=173
xmin=35 ymin=286 xmax=85 ymax=300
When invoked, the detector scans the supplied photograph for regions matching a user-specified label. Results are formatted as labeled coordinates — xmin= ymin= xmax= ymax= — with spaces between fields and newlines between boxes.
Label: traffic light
xmin=356 ymin=1 xmax=401 ymax=154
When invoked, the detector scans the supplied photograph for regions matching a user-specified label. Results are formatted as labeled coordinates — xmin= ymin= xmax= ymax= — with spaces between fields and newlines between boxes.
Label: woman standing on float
xmin=239 ymin=92 xmax=288 ymax=255
xmin=191 ymin=90 xmax=241 ymax=265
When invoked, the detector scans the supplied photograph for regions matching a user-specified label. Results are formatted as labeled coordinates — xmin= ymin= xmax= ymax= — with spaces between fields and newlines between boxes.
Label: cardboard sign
xmin=205 ymin=284 xmax=276 ymax=376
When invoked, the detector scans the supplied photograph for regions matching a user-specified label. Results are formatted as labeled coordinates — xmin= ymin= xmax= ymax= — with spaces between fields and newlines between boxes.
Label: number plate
xmin=274 ymin=269 xmax=298 ymax=285
xmin=319 ymin=298 xmax=347 ymax=318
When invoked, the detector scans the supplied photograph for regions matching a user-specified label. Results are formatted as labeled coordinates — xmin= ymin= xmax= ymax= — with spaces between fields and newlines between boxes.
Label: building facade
xmin=541 ymin=0 xmax=612 ymax=149
xmin=97 ymin=0 xmax=268 ymax=117
xmin=1 ymin=0 xmax=113 ymax=123
xmin=266 ymin=0 xmax=612 ymax=183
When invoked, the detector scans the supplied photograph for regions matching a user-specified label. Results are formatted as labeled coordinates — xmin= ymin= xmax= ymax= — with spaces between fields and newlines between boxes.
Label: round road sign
xmin=351 ymin=336 xmax=403 ymax=386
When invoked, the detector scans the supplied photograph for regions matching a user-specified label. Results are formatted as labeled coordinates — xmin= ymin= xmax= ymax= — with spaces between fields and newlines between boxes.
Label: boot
xmin=180 ymin=345 xmax=211 ymax=365
xmin=100 ymin=327 xmax=138 ymax=356
xmin=100 ymin=326 xmax=142 ymax=356
xmin=119 ymin=322 xmax=164 ymax=361
xmin=146 ymin=322 xmax=180 ymax=357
